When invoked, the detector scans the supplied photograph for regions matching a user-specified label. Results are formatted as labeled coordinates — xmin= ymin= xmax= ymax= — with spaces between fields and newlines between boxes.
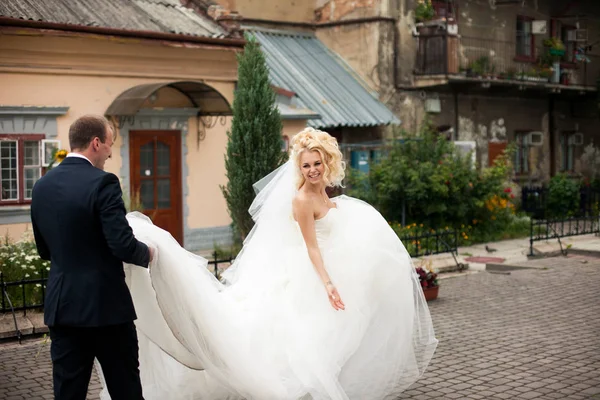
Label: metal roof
xmin=0 ymin=0 xmax=228 ymax=38
xmin=251 ymin=29 xmax=400 ymax=129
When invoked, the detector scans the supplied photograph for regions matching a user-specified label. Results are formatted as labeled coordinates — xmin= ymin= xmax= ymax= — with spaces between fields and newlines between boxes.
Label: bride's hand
xmin=325 ymin=282 xmax=345 ymax=311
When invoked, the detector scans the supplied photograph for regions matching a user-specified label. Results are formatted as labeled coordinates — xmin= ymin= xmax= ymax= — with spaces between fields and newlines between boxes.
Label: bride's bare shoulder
xmin=292 ymin=191 xmax=312 ymax=211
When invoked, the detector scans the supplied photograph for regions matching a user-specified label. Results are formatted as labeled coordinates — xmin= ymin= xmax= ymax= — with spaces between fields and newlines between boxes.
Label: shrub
xmin=546 ymin=173 xmax=580 ymax=218
xmin=0 ymin=233 xmax=49 ymax=309
xmin=346 ymin=120 xmax=517 ymax=232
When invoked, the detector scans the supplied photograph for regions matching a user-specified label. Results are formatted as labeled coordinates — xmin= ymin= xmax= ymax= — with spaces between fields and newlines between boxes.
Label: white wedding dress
xmin=98 ymin=161 xmax=438 ymax=400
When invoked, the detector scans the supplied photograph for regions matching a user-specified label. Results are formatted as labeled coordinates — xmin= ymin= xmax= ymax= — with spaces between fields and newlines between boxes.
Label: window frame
xmin=559 ymin=131 xmax=576 ymax=173
xmin=560 ymin=24 xmax=578 ymax=67
xmin=514 ymin=131 xmax=531 ymax=175
xmin=0 ymin=133 xmax=46 ymax=206
xmin=431 ymin=1 xmax=458 ymax=23
xmin=515 ymin=15 xmax=536 ymax=63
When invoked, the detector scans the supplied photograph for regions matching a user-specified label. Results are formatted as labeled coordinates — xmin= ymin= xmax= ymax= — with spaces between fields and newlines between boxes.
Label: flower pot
xmin=423 ymin=286 xmax=439 ymax=301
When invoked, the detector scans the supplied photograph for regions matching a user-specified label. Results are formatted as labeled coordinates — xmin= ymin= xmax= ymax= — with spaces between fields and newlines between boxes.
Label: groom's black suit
xmin=31 ymin=156 xmax=150 ymax=400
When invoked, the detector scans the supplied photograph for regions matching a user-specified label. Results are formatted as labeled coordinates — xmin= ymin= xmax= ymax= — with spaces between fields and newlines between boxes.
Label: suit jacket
xmin=31 ymin=157 xmax=150 ymax=327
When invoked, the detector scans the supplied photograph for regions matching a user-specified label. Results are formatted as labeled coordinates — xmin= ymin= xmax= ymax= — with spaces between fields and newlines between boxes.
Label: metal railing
xmin=415 ymin=33 xmax=598 ymax=87
xmin=0 ymin=269 xmax=47 ymax=315
xmin=400 ymin=229 xmax=458 ymax=258
xmin=521 ymin=186 xmax=600 ymax=219
xmin=1 ymin=254 xmax=235 ymax=316
xmin=209 ymin=251 xmax=234 ymax=280
xmin=529 ymin=216 xmax=599 ymax=256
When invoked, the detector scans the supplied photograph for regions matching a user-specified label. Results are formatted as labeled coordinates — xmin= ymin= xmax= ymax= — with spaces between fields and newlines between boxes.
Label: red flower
xmin=504 ymin=187 xmax=512 ymax=193
xmin=510 ymin=193 xmax=515 ymax=199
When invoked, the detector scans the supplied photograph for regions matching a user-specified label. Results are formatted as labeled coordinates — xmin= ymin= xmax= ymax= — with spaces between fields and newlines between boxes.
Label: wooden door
xmin=488 ymin=142 xmax=507 ymax=167
xmin=130 ymin=130 xmax=183 ymax=244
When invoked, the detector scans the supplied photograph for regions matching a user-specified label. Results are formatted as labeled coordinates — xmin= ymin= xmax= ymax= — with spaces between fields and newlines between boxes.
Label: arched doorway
xmin=105 ymin=81 xmax=232 ymax=245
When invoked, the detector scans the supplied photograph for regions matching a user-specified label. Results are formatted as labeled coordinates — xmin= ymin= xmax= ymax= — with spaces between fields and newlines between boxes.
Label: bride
xmin=98 ymin=128 xmax=438 ymax=400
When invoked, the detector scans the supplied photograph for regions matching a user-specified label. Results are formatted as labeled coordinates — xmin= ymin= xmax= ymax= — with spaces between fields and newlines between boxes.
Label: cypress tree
xmin=221 ymin=34 xmax=287 ymax=240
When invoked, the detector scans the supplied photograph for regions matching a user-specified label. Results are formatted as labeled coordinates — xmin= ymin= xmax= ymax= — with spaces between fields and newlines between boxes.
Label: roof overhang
xmin=105 ymin=81 xmax=232 ymax=117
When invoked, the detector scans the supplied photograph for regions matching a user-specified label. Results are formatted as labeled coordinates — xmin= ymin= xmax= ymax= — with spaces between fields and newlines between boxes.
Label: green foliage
xmin=0 ymin=233 xmax=49 ymax=308
xmin=221 ymin=33 xmax=288 ymax=240
xmin=468 ymin=56 xmax=495 ymax=76
xmin=346 ymin=119 xmax=522 ymax=244
xmin=415 ymin=0 xmax=435 ymax=22
xmin=547 ymin=173 xmax=581 ymax=218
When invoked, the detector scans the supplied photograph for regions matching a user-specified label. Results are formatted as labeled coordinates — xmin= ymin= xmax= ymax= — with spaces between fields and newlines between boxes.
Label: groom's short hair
xmin=69 ymin=115 xmax=111 ymax=151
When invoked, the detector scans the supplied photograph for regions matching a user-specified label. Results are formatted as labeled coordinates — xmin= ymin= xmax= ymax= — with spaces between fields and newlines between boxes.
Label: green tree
xmin=221 ymin=34 xmax=287 ymax=240
xmin=346 ymin=119 xmax=515 ymax=229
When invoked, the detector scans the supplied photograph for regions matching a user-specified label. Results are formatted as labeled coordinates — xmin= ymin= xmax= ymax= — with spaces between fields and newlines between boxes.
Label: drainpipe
xmin=549 ymin=97 xmax=556 ymax=177
xmin=453 ymin=88 xmax=459 ymax=140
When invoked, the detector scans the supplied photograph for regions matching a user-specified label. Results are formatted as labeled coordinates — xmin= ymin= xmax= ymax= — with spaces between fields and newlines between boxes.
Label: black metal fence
xmin=415 ymin=33 xmax=598 ymax=87
xmin=400 ymin=229 xmax=458 ymax=258
xmin=529 ymin=216 xmax=599 ymax=256
xmin=2 ymin=239 xmax=459 ymax=319
xmin=0 ymin=269 xmax=47 ymax=316
xmin=521 ymin=186 xmax=600 ymax=219
xmin=209 ymin=251 xmax=234 ymax=280
xmin=1 ymin=254 xmax=235 ymax=317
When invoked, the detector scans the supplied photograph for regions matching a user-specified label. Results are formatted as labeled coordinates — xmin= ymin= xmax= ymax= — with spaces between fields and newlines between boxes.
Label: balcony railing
xmin=415 ymin=34 xmax=598 ymax=87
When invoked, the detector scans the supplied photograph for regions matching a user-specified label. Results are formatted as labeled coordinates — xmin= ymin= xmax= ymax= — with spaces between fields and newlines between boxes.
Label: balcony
xmin=414 ymin=34 xmax=598 ymax=95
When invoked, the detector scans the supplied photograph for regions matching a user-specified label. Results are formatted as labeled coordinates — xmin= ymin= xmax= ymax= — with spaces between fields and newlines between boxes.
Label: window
xmin=350 ymin=150 xmax=371 ymax=173
xmin=516 ymin=16 xmax=535 ymax=61
xmin=432 ymin=1 xmax=457 ymax=22
xmin=560 ymin=132 xmax=575 ymax=172
xmin=0 ymin=134 xmax=45 ymax=205
xmin=514 ymin=132 xmax=530 ymax=174
xmin=560 ymin=25 xmax=577 ymax=63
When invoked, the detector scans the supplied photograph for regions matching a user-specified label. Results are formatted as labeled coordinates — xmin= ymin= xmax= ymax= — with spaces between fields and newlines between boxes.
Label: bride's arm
xmin=293 ymin=196 xmax=345 ymax=311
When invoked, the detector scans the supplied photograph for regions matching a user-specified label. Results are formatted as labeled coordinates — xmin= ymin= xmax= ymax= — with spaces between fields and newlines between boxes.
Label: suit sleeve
xmin=96 ymin=173 xmax=150 ymax=268
xmin=31 ymin=207 xmax=51 ymax=261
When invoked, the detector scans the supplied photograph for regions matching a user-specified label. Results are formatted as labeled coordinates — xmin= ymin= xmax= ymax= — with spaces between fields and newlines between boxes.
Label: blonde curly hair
xmin=290 ymin=127 xmax=345 ymax=189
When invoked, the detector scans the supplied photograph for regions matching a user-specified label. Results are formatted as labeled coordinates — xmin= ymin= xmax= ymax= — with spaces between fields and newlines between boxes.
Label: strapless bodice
xmin=314 ymin=207 xmax=338 ymax=244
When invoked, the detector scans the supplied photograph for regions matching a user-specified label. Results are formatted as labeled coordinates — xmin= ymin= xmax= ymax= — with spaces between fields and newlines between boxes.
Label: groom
xmin=31 ymin=115 xmax=154 ymax=400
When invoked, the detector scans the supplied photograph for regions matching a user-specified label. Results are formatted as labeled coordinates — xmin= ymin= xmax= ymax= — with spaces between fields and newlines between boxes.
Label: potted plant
xmin=543 ymin=37 xmax=565 ymax=83
xmin=416 ymin=264 xmax=439 ymax=301
xmin=415 ymin=0 xmax=435 ymax=24
xmin=544 ymin=37 xmax=565 ymax=56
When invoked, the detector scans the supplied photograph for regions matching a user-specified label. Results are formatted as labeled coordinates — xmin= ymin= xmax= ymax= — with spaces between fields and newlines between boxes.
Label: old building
xmin=201 ymin=0 xmax=400 ymax=169
xmin=405 ymin=0 xmax=600 ymax=184
xmin=0 ymin=0 xmax=246 ymax=250
xmin=210 ymin=0 xmax=600 ymax=181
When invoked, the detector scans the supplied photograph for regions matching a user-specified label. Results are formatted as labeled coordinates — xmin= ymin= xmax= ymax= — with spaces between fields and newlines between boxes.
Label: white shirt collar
xmin=66 ymin=153 xmax=93 ymax=165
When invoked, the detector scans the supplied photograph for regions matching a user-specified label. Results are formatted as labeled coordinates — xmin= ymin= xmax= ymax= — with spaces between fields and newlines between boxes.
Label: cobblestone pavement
xmin=0 ymin=336 xmax=102 ymax=399
xmin=1 ymin=255 xmax=599 ymax=400
xmin=398 ymin=254 xmax=600 ymax=400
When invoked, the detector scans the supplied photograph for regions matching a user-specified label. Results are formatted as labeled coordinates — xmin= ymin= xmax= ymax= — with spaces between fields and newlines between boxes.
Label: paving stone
xmin=2 ymin=255 xmax=600 ymax=400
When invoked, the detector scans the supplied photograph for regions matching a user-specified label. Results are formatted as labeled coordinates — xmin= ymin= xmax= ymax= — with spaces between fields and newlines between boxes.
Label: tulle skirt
xmin=98 ymin=196 xmax=437 ymax=400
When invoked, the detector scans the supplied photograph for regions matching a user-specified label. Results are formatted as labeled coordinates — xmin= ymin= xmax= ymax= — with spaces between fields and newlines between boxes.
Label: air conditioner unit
xmin=528 ymin=131 xmax=544 ymax=146
xmin=532 ymin=20 xmax=547 ymax=35
xmin=425 ymin=98 xmax=441 ymax=113
xmin=569 ymin=132 xmax=584 ymax=146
